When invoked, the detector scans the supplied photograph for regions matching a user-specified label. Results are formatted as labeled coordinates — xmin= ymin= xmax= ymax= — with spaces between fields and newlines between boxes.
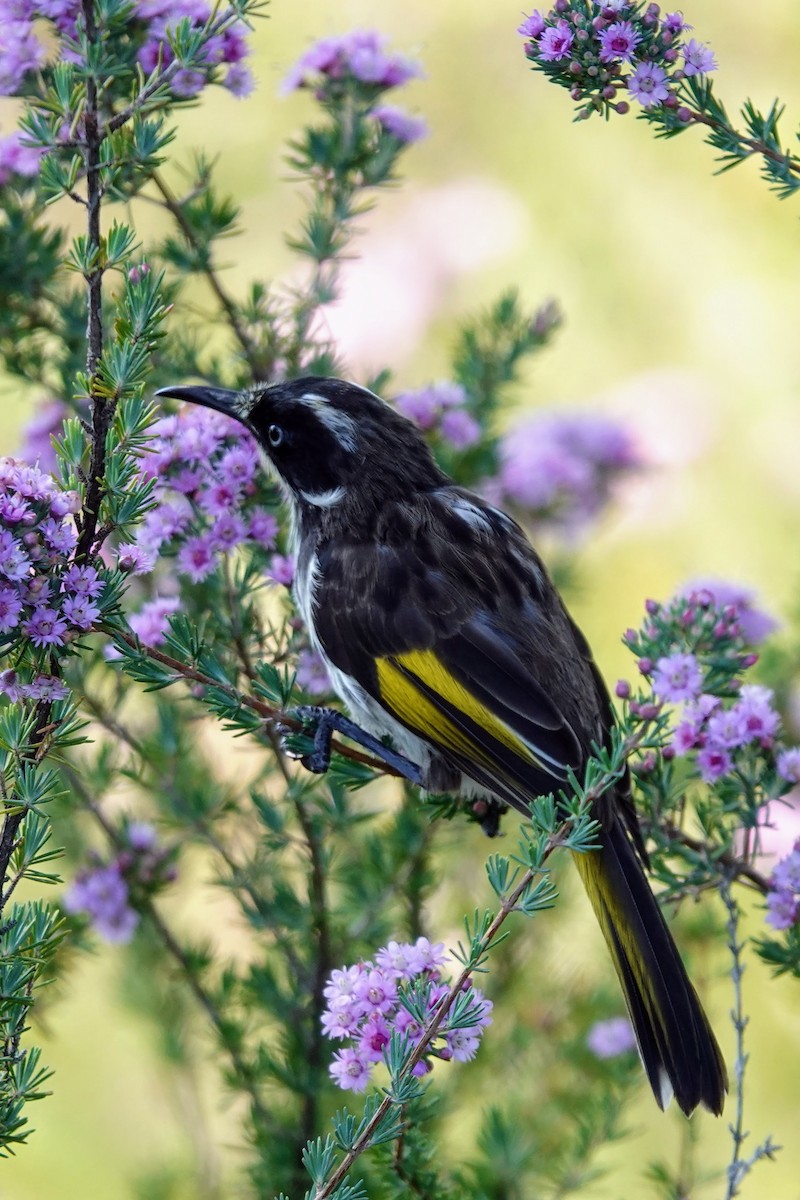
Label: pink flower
xmin=517 ymin=12 xmax=546 ymax=38
xmin=117 ymin=543 xmax=157 ymax=575
xmin=777 ymin=748 xmax=800 ymax=785
xmin=375 ymin=940 xmax=419 ymax=980
xmin=329 ymin=1047 xmax=371 ymax=1092
xmin=598 ymin=21 xmax=641 ymax=63
xmin=267 ymin=554 xmax=295 ymax=586
xmin=355 ymin=968 xmax=397 ymax=1016
xmin=627 ymin=61 xmax=670 ymax=109
xmin=248 ymin=508 xmax=278 ymax=547
xmin=0 ymin=585 xmax=23 ymax=632
xmin=321 ymin=1004 xmax=361 ymax=1039
xmin=408 ymin=936 xmax=448 ymax=974
xmin=446 ymin=1028 xmax=482 ymax=1062
xmin=358 ymin=1013 xmax=392 ymax=1062
xmin=440 ymin=409 xmax=481 ymax=449
xmin=765 ymin=889 xmax=799 ymax=931
xmin=663 ymin=12 xmax=691 ymax=35
xmin=295 ymin=649 xmax=332 ymax=696
xmin=129 ymin=595 xmax=180 ymax=648
xmin=705 ymin=707 xmax=748 ymax=750
xmin=734 ymin=685 xmax=780 ymax=743
xmin=682 ymin=38 xmax=717 ymax=76
xmin=772 ymin=847 xmax=800 ymax=894
xmin=396 ymin=388 xmax=440 ymax=429
xmin=177 ymin=535 xmax=217 ymax=582
xmin=372 ymin=104 xmax=428 ymax=144
xmin=537 ymin=19 xmax=574 ymax=62
xmin=651 ymin=652 xmax=703 ymax=703
xmin=23 ymin=605 xmax=68 ymax=647
xmin=697 ymin=744 xmax=732 ymax=783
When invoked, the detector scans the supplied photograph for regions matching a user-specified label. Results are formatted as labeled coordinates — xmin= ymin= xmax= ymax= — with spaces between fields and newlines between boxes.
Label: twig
xmin=719 ymin=877 xmax=779 ymax=1198
xmin=650 ymin=823 xmax=770 ymax=895
xmin=73 ymin=0 xmax=113 ymax=566
xmin=104 ymin=624 xmax=399 ymax=777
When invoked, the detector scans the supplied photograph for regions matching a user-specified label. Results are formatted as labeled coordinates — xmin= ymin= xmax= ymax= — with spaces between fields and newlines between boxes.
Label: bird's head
xmin=156 ymin=376 xmax=446 ymax=522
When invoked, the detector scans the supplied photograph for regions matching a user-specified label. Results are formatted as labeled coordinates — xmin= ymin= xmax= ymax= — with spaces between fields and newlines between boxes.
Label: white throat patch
xmin=298 ymin=485 xmax=347 ymax=508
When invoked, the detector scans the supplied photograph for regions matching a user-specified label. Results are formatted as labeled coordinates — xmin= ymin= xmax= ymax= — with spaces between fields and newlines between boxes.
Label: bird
xmin=156 ymin=374 xmax=727 ymax=1116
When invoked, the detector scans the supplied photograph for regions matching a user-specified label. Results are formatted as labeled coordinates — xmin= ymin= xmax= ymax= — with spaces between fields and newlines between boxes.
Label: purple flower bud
xmin=637 ymin=657 xmax=653 ymax=675
xmin=615 ymin=679 xmax=631 ymax=699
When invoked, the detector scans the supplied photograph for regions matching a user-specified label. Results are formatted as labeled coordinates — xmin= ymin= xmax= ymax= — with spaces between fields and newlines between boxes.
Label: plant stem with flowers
xmin=519 ymin=2 xmax=800 ymax=198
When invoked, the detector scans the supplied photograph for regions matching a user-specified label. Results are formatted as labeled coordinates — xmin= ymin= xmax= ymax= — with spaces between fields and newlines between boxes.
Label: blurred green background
xmin=2 ymin=1 xmax=800 ymax=1196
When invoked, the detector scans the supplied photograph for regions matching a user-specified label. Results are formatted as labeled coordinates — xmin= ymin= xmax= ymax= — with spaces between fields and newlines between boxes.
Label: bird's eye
xmin=268 ymin=424 xmax=284 ymax=448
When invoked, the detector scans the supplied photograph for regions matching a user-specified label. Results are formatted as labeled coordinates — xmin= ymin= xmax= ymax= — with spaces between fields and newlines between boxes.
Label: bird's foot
xmin=288 ymin=705 xmax=424 ymax=785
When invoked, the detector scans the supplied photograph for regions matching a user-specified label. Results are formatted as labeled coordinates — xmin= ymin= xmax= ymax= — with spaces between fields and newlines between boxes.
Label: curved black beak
xmin=155 ymin=384 xmax=242 ymax=420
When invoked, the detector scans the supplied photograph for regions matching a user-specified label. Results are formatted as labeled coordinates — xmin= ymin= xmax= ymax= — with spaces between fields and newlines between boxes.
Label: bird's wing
xmin=311 ymin=498 xmax=604 ymax=814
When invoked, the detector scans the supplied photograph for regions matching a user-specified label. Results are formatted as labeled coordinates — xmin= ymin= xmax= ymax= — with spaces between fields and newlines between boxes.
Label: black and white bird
xmin=157 ymin=374 xmax=727 ymax=1117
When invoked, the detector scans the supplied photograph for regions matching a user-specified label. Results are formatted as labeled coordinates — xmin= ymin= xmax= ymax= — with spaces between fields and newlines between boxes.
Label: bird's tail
xmin=573 ymin=815 xmax=728 ymax=1116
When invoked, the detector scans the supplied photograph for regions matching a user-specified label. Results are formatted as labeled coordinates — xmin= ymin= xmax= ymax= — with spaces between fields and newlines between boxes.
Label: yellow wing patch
xmin=375 ymin=647 xmax=545 ymax=771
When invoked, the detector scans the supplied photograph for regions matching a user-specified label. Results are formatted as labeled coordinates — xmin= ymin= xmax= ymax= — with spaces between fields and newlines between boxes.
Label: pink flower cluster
xmin=0 ymin=457 xmax=104 ymax=700
xmin=621 ymin=585 xmax=798 ymax=786
xmin=118 ymin=405 xmax=280 ymax=645
xmin=0 ymin=0 xmax=254 ymax=108
xmin=282 ymin=30 xmax=426 ymax=146
xmin=670 ymin=683 xmax=781 ymax=783
xmin=322 ymin=937 xmax=493 ymax=1092
xmin=395 ymin=381 xmax=481 ymax=450
xmin=518 ymin=3 xmax=716 ymax=119
xmin=63 ymin=821 xmax=176 ymax=943
xmin=135 ymin=0 xmax=254 ymax=99
xmin=765 ymin=839 xmax=800 ymax=931
xmin=493 ymin=409 xmax=639 ymax=533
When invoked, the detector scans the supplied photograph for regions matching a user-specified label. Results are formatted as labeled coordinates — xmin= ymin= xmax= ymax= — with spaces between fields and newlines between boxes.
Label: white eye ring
xmin=268 ymin=424 xmax=283 ymax=447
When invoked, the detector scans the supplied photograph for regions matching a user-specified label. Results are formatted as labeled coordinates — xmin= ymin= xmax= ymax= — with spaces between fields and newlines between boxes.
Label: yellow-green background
xmin=2 ymin=1 xmax=800 ymax=1196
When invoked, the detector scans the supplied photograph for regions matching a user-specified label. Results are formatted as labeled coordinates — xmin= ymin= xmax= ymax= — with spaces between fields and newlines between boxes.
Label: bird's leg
xmin=288 ymin=705 xmax=424 ymax=785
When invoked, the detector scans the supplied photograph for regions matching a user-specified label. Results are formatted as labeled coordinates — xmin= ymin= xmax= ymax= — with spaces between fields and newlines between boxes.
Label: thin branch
xmin=104 ymin=624 xmax=398 ymax=777
xmin=656 ymin=823 xmax=770 ymax=895
xmin=687 ymin=108 xmax=800 ymax=182
xmin=721 ymin=878 xmax=749 ymax=1200
xmin=74 ymin=0 xmax=110 ymax=566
